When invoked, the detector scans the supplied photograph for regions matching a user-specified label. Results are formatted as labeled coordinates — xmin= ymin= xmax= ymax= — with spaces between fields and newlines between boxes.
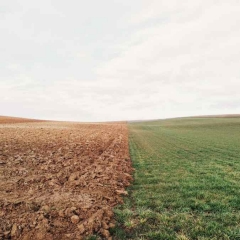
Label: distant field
xmin=113 ymin=117 xmax=240 ymax=239
xmin=0 ymin=116 xmax=44 ymax=124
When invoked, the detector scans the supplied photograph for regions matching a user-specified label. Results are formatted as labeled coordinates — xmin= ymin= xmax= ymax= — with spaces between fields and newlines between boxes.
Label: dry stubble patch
xmin=0 ymin=119 xmax=132 ymax=240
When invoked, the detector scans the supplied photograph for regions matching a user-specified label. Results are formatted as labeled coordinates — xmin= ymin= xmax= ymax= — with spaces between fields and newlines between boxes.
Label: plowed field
xmin=0 ymin=118 xmax=132 ymax=240
xmin=0 ymin=116 xmax=44 ymax=124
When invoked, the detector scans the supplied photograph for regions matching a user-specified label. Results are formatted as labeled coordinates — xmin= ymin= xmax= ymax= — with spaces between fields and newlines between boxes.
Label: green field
xmin=113 ymin=117 xmax=240 ymax=239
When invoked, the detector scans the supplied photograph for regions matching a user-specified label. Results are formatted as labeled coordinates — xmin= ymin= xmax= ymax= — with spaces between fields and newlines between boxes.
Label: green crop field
xmin=112 ymin=117 xmax=240 ymax=240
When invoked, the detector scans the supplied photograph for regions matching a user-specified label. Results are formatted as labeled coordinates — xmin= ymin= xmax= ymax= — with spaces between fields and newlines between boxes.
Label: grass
xmin=113 ymin=117 xmax=240 ymax=239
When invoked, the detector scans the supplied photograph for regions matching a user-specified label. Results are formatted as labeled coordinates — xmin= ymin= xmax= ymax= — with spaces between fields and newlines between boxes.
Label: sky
xmin=1 ymin=0 xmax=240 ymax=122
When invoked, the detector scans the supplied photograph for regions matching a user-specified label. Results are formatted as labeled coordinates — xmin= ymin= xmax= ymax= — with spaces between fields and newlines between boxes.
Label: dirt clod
xmin=11 ymin=223 xmax=21 ymax=238
xmin=116 ymin=189 xmax=128 ymax=195
xmin=77 ymin=224 xmax=85 ymax=234
xmin=100 ymin=229 xmax=110 ymax=238
xmin=71 ymin=215 xmax=79 ymax=224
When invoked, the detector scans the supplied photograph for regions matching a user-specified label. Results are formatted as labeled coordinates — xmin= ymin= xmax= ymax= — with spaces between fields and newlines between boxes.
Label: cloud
xmin=94 ymin=0 xmax=240 ymax=119
xmin=1 ymin=0 xmax=240 ymax=121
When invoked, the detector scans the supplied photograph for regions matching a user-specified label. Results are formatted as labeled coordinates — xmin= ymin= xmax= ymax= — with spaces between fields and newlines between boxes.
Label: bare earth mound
xmin=0 ymin=116 xmax=44 ymax=124
xmin=0 ymin=120 xmax=132 ymax=239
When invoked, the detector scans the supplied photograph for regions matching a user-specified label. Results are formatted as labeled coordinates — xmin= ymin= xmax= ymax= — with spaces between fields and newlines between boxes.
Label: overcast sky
xmin=1 ymin=0 xmax=240 ymax=121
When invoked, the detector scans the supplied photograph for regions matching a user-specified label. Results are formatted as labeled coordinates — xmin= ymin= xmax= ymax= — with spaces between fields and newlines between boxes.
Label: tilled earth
xmin=0 ymin=116 xmax=43 ymax=124
xmin=0 ymin=118 xmax=132 ymax=240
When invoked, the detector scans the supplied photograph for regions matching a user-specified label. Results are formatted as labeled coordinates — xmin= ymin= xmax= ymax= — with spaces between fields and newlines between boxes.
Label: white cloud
xmin=94 ymin=1 xmax=240 ymax=119
xmin=1 ymin=0 xmax=240 ymax=121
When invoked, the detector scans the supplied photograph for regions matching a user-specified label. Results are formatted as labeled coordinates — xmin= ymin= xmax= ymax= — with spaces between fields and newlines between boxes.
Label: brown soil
xmin=0 ymin=118 xmax=132 ymax=240
xmin=0 ymin=116 xmax=44 ymax=124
